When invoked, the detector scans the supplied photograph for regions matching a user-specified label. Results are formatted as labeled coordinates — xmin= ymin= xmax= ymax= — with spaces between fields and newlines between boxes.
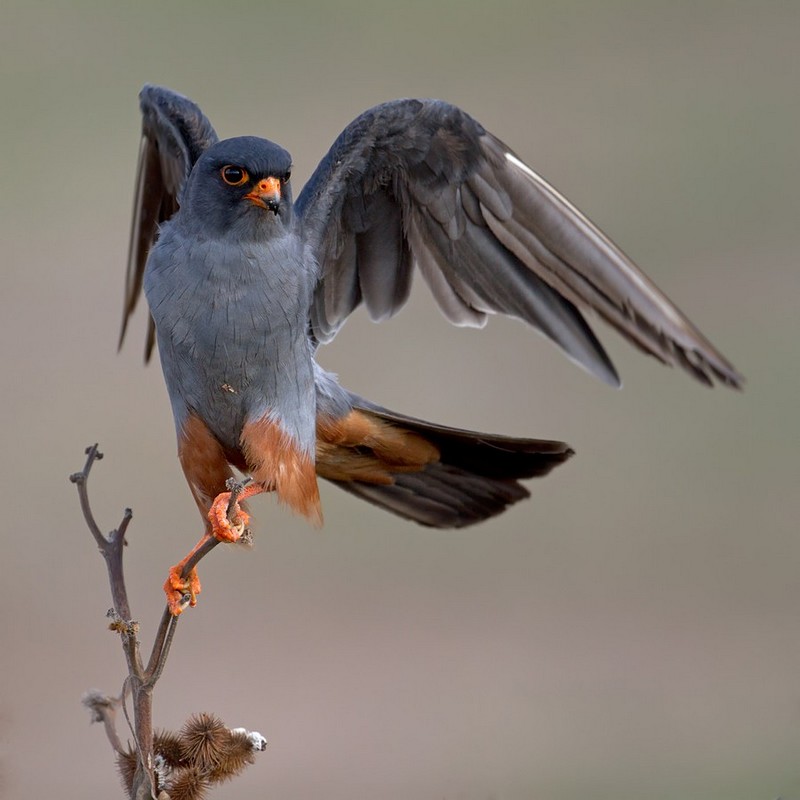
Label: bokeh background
xmin=1 ymin=2 xmax=798 ymax=798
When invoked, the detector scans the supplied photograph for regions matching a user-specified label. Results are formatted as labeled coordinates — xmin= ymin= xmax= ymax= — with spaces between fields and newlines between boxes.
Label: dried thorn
xmin=180 ymin=713 xmax=230 ymax=770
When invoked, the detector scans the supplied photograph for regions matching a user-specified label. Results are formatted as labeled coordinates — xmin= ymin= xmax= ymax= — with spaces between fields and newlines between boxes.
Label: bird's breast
xmin=146 ymin=232 xmax=317 ymax=454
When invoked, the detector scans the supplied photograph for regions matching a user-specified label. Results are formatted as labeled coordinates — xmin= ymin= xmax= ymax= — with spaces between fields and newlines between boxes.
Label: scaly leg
xmin=165 ymin=415 xmax=268 ymax=615
xmin=164 ymin=482 xmax=267 ymax=615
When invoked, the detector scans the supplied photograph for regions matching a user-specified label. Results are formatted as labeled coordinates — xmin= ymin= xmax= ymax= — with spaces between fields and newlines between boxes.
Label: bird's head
xmin=180 ymin=136 xmax=293 ymax=238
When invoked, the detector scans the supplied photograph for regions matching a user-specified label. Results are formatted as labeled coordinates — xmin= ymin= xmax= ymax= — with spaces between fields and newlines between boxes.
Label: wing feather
xmin=119 ymin=85 xmax=219 ymax=360
xmin=298 ymin=99 xmax=742 ymax=388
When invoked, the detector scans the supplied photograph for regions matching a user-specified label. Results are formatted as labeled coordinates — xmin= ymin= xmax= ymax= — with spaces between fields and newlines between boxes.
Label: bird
xmin=120 ymin=85 xmax=742 ymax=615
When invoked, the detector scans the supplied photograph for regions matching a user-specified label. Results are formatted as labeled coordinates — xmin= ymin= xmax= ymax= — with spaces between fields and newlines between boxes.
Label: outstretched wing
xmin=297 ymin=99 xmax=742 ymax=388
xmin=119 ymin=85 xmax=219 ymax=361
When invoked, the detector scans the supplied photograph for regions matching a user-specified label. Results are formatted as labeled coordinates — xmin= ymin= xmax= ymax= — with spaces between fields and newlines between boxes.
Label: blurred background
xmin=1 ymin=1 xmax=798 ymax=798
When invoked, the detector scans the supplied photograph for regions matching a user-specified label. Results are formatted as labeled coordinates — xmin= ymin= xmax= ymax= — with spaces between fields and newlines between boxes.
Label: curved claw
xmin=162 ymin=483 xmax=265 ymax=616
xmin=164 ymin=565 xmax=201 ymax=616
xmin=208 ymin=491 xmax=251 ymax=542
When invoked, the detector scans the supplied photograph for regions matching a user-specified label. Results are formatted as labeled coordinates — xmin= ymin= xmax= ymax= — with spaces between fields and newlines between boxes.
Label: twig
xmin=226 ymin=476 xmax=251 ymax=518
xmin=73 ymin=444 xmax=264 ymax=799
xmin=71 ymin=445 xmax=154 ymax=798
xmin=145 ymin=608 xmax=179 ymax=684
xmin=70 ymin=446 xmax=140 ymax=674
xmin=82 ymin=689 xmax=127 ymax=754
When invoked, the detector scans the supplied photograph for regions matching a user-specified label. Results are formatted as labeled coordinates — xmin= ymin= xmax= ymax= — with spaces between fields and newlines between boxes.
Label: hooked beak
xmin=245 ymin=176 xmax=281 ymax=212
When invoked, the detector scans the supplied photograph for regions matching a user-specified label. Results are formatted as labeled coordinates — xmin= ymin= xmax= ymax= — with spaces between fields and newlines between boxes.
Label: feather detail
xmin=241 ymin=415 xmax=322 ymax=525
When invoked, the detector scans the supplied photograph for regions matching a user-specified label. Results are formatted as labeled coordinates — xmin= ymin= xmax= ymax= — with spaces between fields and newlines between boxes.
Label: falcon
xmin=120 ymin=85 xmax=742 ymax=614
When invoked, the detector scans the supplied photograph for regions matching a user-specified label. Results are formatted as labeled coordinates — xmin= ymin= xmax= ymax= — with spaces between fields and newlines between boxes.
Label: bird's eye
xmin=282 ymin=170 xmax=291 ymax=183
xmin=221 ymin=165 xmax=249 ymax=186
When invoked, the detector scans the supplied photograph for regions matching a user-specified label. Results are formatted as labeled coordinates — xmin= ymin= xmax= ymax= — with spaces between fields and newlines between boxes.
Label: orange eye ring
xmin=221 ymin=165 xmax=249 ymax=186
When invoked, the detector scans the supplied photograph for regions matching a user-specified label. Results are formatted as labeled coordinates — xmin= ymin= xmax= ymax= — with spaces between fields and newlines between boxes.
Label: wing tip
xmin=708 ymin=363 xmax=746 ymax=391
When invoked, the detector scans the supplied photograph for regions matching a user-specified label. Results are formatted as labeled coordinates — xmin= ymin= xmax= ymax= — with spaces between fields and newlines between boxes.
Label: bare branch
xmin=69 ymin=444 xmax=108 ymax=549
xmin=226 ymin=476 xmax=252 ymax=518
xmin=73 ymin=444 xmax=265 ymax=798
xmin=72 ymin=445 xmax=154 ymax=798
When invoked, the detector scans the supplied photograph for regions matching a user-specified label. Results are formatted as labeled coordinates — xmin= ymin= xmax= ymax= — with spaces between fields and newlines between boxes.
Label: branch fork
xmin=71 ymin=445 xmax=265 ymax=799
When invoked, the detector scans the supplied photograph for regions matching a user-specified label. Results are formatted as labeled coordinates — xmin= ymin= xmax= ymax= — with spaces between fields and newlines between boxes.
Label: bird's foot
xmin=208 ymin=492 xmax=251 ymax=543
xmin=207 ymin=481 xmax=265 ymax=542
xmin=163 ymin=483 xmax=265 ymax=616
xmin=164 ymin=561 xmax=202 ymax=616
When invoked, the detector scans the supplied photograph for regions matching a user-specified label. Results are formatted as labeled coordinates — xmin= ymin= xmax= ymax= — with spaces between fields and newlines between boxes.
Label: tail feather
xmin=325 ymin=399 xmax=573 ymax=528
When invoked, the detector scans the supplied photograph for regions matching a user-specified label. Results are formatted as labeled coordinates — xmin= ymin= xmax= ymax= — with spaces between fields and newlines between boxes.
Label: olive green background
xmin=1 ymin=2 xmax=798 ymax=798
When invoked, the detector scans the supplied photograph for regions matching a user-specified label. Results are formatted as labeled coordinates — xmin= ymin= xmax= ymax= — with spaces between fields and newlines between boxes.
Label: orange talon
xmin=162 ymin=531 xmax=212 ymax=616
xmin=163 ymin=483 xmax=266 ymax=615
xmin=208 ymin=492 xmax=251 ymax=542
xmin=163 ymin=564 xmax=201 ymax=616
xmin=207 ymin=482 xmax=265 ymax=542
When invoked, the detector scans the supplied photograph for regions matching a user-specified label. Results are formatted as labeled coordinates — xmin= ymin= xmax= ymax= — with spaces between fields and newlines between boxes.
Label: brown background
xmin=1 ymin=2 xmax=798 ymax=798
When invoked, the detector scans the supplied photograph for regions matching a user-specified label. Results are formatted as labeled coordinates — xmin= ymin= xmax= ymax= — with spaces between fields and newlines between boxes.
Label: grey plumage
xmin=296 ymin=98 xmax=742 ymax=388
xmin=121 ymin=85 xmax=742 ymax=534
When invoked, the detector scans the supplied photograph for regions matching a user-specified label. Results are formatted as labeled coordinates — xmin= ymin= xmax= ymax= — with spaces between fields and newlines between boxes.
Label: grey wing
xmin=119 ymin=84 xmax=219 ymax=361
xmin=296 ymin=99 xmax=742 ymax=388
